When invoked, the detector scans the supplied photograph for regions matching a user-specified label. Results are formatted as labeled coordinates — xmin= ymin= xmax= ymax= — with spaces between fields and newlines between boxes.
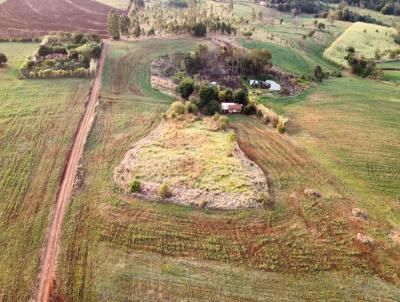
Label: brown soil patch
xmin=0 ymin=0 xmax=122 ymax=38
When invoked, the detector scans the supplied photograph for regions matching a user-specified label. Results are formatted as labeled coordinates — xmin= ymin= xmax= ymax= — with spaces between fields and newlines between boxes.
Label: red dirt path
xmin=0 ymin=0 xmax=122 ymax=38
xmin=34 ymin=40 xmax=109 ymax=302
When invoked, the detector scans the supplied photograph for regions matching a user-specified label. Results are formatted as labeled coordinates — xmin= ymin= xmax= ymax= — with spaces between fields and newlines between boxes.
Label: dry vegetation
xmin=324 ymin=22 xmax=399 ymax=66
xmin=114 ymin=116 xmax=268 ymax=209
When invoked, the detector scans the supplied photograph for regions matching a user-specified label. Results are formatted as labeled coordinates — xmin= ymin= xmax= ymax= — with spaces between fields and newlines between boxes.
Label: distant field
xmin=0 ymin=42 xmax=90 ymax=300
xmin=95 ymin=0 xmax=129 ymax=9
xmin=54 ymin=39 xmax=400 ymax=301
xmin=383 ymin=70 xmax=400 ymax=83
xmin=0 ymin=0 xmax=122 ymax=38
xmin=239 ymin=16 xmax=346 ymax=76
xmin=347 ymin=6 xmax=400 ymax=27
xmin=324 ymin=22 xmax=399 ymax=66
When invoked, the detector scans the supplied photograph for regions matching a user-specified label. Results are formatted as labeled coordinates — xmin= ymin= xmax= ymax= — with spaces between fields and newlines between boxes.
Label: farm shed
xmin=221 ymin=103 xmax=243 ymax=114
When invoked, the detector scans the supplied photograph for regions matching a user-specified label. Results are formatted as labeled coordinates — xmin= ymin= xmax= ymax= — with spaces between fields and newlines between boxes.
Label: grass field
xmin=0 ymin=42 xmax=90 ymax=300
xmin=122 ymin=118 xmax=255 ymax=193
xmin=260 ymin=76 xmax=400 ymax=226
xmin=53 ymin=39 xmax=400 ymax=301
xmin=324 ymin=22 xmax=399 ymax=66
xmin=239 ymin=16 xmax=345 ymax=75
xmin=95 ymin=0 xmax=129 ymax=9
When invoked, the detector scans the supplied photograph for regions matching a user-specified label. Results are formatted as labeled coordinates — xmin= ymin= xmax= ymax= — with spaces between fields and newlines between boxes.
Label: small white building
xmin=221 ymin=103 xmax=243 ymax=114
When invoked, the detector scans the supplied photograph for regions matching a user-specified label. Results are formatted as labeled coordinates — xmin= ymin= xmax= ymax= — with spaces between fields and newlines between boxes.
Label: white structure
xmin=221 ymin=103 xmax=243 ymax=114
xmin=265 ymin=80 xmax=281 ymax=91
xmin=211 ymin=81 xmax=217 ymax=86
xmin=249 ymin=79 xmax=281 ymax=91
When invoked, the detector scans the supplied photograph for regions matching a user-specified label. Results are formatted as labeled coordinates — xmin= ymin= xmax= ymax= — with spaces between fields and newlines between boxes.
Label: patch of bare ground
xmin=114 ymin=118 xmax=269 ymax=209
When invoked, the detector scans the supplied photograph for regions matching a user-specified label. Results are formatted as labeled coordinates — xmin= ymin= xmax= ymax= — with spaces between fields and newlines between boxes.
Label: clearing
xmin=324 ymin=22 xmax=399 ymax=66
xmin=114 ymin=116 xmax=268 ymax=209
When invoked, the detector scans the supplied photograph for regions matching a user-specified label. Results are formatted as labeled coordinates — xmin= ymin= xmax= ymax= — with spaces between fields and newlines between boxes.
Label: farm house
xmin=221 ymin=103 xmax=243 ymax=114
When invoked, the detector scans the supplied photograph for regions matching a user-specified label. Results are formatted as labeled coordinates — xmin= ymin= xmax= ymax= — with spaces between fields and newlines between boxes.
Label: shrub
xmin=227 ymin=132 xmax=236 ymax=142
xmin=217 ymin=89 xmax=233 ymax=102
xmin=38 ymin=45 xmax=54 ymax=57
xmin=199 ymin=200 xmax=208 ymax=208
xmin=178 ymin=77 xmax=194 ymax=99
xmin=0 ymin=53 xmax=7 ymax=65
xmin=159 ymin=183 xmax=170 ymax=198
xmin=314 ymin=65 xmax=323 ymax=82
xmin=171 ymin=101 xmax=185 ymax=115
xmin=243 ymin=104 xmax=256 ymax=115
xmin=277 ymin=118 xmax=287 ymax=133
xmin=218 ymin=115 xmax=229 ymax=130
xmin=243 ymin=31 xmax=253 ymax=37
xmin=257 ymin=192 xmax=273 ymax=206
xmin=191 ymin=23 xmax=207 ymax=37
xmin=130 ymin=180 xmax=141 ymax=192
xmin=184 ymin=101 xmax=198 ymax=114
xmin=198 ymin=85 xmax=217 ymax=107
xmin=234 ymin=88 xmax=248 ymax=105
xmin=206 ymin=100 xmax=221 ymax=116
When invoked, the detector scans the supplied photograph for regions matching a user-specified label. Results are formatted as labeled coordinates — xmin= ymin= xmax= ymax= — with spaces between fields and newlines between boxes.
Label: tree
xmin=178 ymin=78 xmax=194 ymax=99
xmin=133 ymin=21 xmax=141 ymax=37
xmin=234 ymin=89 xmax=248 ymax=105
xmin=107 ymin=10 xmax=120 ymax=40
xmin=0 ymin=53 xmax=7 ymax=65
xmin=120 ymin=15 xmax=131 ymax=35
xmin=228 ymin=0 xmax=233 ymax=11
xmin=258 ymin=11 xmax=263 ymax=22
xmin=38 ymin=45 xmax=53 ymax=57
xmin=191 ymin=22 xmax=207 ymax=37
xmin=317 ymin=22 xmax=325 ymax=30
xmin=344 ymin=47 xmax=381 ymax=79
xmin=314 ymin=65 xmax=323 ymax=82
xmin=206 ymin=100 xmax=221 ymax=115
xmin=91 ymin=45 xmax=102 ymax=59
xmin=218 ymin=89 xmax=233 ymax=102
xmin=198 ymin=85 xmax=217 ymax=107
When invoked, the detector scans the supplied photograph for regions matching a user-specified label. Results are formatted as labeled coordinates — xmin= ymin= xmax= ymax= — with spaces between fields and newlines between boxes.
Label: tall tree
xmin=120 ymin=15 xmax=131 ymax=35
xmin=107 ymin=10 xmax=120 ymax=40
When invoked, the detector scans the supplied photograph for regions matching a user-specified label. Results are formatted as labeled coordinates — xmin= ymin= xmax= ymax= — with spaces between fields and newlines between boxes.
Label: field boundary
xmin=33 ymin=40 xmax=109 ymax=302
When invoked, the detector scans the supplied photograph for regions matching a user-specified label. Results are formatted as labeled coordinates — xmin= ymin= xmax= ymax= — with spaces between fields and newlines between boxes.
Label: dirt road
xmin=34 ymin=40 xmax=109 ymax=302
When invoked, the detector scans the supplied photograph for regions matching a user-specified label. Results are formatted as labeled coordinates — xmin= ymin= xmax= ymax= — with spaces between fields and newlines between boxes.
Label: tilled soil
xmin=0 ymin=0 xmax=123 ymax=38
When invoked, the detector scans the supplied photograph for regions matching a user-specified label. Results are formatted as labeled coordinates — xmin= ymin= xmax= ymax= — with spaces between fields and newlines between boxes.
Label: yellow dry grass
xmin=324 ymin=22 xmax=399 ymax=66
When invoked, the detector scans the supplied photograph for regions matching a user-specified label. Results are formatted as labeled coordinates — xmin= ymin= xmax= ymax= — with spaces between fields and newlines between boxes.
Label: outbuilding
xmin=221 ymin=103 xmax=243 ymax=114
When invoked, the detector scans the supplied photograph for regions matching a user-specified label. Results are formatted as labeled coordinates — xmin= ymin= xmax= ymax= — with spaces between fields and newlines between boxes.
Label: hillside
xmin=324 ymin=22 xmax=399 ymax=66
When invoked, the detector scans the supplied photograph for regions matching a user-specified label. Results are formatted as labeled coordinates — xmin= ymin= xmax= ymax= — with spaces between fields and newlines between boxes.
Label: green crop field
xmin=0 ymin=42 xmax=90 ymax=300
xmin=238 ymin=17 xmax=346 ymax=75
xmin=52 ymin=39 xmax=400 ymax=301
xmin=324 ymin=22 xmax=399 ymax=66
xmin=260 ymin=76 xmax=400 ymax=225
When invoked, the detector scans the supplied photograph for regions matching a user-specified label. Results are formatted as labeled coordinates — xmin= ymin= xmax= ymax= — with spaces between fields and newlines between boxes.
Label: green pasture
xmin=0 ymin=42 xmax=90 ymax=300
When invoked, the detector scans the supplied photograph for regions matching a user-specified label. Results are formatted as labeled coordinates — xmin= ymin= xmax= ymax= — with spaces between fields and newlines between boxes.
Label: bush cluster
xmin=19 ymin=32 xmax=102 ymax=79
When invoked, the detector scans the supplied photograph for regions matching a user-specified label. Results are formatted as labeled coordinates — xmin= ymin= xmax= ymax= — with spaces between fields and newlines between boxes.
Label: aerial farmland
xmin=0 ymin=0 xmax=399 ymax=301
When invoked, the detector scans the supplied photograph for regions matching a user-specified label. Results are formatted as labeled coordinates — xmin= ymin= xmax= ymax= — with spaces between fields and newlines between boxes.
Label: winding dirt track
xmin=34 ymin=40 xmax=109 ymax=302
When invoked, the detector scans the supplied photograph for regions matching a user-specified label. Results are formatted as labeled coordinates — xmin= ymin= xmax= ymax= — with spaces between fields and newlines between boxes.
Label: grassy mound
xmin=324 ymin=22 xmax=399 ymax=66
xmin=114 ymin=116 xmax=268 ymax=209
